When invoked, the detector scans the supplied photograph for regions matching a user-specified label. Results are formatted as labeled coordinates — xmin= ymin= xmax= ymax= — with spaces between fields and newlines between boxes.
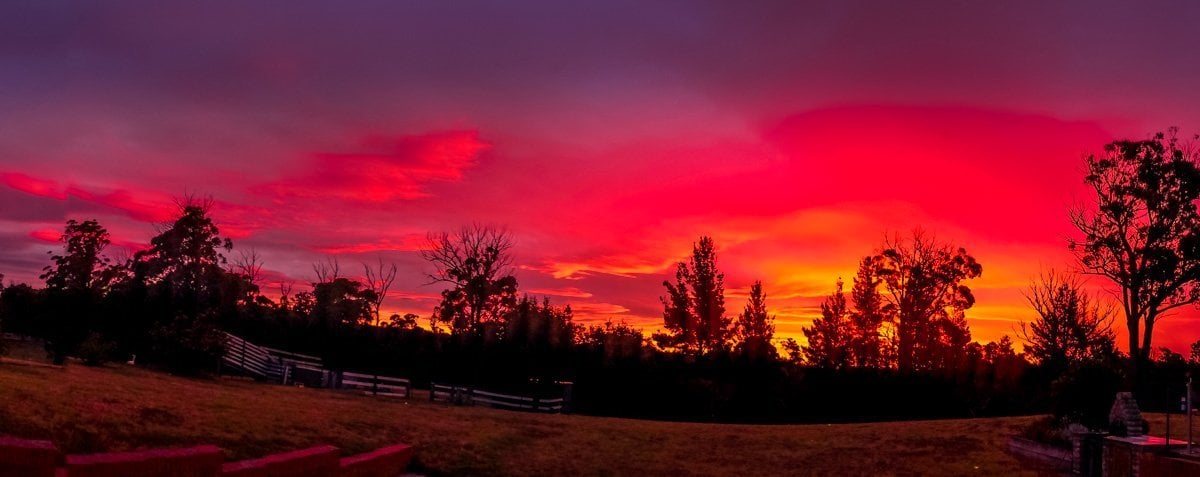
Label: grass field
xmin=0 ymin=342 xmax=1073 ymax=476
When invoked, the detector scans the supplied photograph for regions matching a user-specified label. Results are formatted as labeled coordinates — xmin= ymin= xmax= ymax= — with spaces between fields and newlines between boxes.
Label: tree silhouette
xmin=803 ymin=279 xmax=851 ymax=369
xmin=312 ymin=257 xmax=341 ymax=284
xmin=733 ymin=281 xmax=776 ymax=361
xmin=39 ymin=219 xmax=118 ymax=364
xmin=40 ymin=219 xmax=114 ymax=292
xmin=847 ymin=256 xmax=888 ymax=368
xmin=876 ymin=230 xmax=981 ymax=372
xmin=310 ymin=277 xmax=376 ymax=328
xmin=387 ymin=312 xmax=421 ymax=329
xmin=132 ymin=199 xmax=231 ymax=372
xmin=421 ymin=225 xmax=518 ymax=336
xmin=653 ymin=236 xmax=731 ymax=357
xmin=1069 ymin=129 xmax=1200 ymax=367
xmin=503 ymin=295 xmax=575 ymax=351
xmin=230 ymin=248 xmax=264 ymax=288
xmin=362 ymin=258 xmax=398 ymax=326
xmin=1019 ymin=271 xmax=1116 ymax=370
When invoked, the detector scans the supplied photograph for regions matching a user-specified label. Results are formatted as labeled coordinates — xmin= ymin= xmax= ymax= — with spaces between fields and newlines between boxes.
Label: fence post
xmin=372 ymin=374 xmax=379 ymax=396
xmin=430 ymin=383 xmax=436 ymax=402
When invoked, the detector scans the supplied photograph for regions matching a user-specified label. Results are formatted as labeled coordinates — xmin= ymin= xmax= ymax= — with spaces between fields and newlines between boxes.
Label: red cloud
xmin=30 ymin=229 xmax=60 ymax=242
xmin=312 ymin=234 xmax=427 ymax=254
xmin=0 ymin=172 xmax=67 ymax=200
xmin=65 ymin=186 xmax=177 ymax=223
xmin=253 ymin=130 xmax=488 ymax=203
xmin=0 ymin=171 xmax=269 ymax=240
xmin=525 ymin=287 xmax=595 ymax=299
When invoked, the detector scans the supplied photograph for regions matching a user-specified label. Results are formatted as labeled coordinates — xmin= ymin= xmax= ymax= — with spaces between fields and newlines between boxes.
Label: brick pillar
xmin=0 ymin=436 xmax=59 ymax=477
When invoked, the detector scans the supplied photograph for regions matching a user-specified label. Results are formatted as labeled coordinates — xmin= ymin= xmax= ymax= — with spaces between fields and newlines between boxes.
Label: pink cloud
xmin=312 ymin=235 xmax=427 ymax=254
xmin=1 ymin=172 xmax=67 ymax=200
xmin=29 ymin=229 xmax=60 ymax=243
xmin=525 ymin=287 xmax=595 ymax=299
xmin=253 ymin=130 xmax=489 ymax=203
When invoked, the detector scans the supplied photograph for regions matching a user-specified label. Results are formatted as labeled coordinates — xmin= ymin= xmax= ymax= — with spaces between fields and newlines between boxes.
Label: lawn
xmin=0 ymin=346 xmax=1057 ymax=476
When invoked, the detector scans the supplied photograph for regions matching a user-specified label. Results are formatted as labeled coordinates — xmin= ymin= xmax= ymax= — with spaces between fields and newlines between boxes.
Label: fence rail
xmin=221 ymin=332 xmax=565 ymax=415
xmin=221 ymin=332 xmax=277 ymax=379
xmin=430 ymin=383 xmax=565 ymax=413
xmin=221 ymin=331 xmax=415 ymax=402
xmin=341 ymin=371 xmax=412 ymax=398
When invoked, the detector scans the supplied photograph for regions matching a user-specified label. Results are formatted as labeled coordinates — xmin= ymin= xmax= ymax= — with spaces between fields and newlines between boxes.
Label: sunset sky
xmin=3 ymin=1 xmax=1200 ymax=352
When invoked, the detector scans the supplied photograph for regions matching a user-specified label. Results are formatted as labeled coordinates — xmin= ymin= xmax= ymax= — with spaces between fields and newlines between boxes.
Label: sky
xmin=3 ymin=1 xmax=1200 ymax=352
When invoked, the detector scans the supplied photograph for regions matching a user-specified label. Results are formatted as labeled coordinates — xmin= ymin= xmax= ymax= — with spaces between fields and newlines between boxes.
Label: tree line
xmin=2 ymin=130 xmax=1200 ymax=423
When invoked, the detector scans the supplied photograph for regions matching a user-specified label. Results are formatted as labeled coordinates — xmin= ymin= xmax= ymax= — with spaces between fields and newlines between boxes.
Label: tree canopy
xmin=1069 ymin=129 xmax=1200 ymax=365
xmin=654 ymin=236 xmax=732 ymax=357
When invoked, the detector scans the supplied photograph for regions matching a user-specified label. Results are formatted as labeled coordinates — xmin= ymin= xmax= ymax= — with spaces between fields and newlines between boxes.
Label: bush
xmin=77 ymin=333 xmax=115 ymax=366
xmin=1050 ymin=361 xmax=1124 ymax=430
xmin=150 ymin=313 xmax=225 ymax=375
xmin=1019 ymin=416 xmax=1071 ymax=448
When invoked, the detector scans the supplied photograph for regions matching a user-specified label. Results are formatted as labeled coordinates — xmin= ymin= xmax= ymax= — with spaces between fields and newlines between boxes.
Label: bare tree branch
xmin=363 ymin=258 xmax=398 ymax=326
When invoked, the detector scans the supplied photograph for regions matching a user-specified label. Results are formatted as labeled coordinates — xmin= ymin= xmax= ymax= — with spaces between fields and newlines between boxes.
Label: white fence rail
xmin=341 ymin=371 xmax=412 ymax=398
xmin=222 ymin=331 xmax=278 ymax=379
xmin=430 ymin=383 xmax=565 ymax=413
xmin=221 ymin=331 xmax=414 ymax=401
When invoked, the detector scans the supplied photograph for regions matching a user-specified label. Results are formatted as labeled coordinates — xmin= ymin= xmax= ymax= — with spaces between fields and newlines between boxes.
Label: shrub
xmin=1019 ymin=416 xmax=1070 ymax=448
xmin=1050 ymin=361 xmax=1123 ymax=430
xmin=150 ymin=313 xmax=225 ymax=375
xmin=77 ymin=332 xmax=115 ymax=366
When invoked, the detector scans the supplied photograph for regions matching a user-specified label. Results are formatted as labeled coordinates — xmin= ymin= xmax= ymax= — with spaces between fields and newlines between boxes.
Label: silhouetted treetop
xmin=654 ymin=236 xmax=731 ymax=357
xmin=1069 ymin=128 xmax=1200 ymax=365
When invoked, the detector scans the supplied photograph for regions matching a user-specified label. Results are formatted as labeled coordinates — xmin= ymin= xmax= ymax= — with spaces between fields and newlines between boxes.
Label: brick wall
xmin=64 ymin=445 xmax=224 ymax=477
xmin=221 ymin=445 xmax=339 ymax=477
xmin=0 ymin=436 xmax=58 ymax=477
xmin=0 ymin=436 xmax=412 ymax=477
xmin=339 ymin=444 xmax=413 ymax=477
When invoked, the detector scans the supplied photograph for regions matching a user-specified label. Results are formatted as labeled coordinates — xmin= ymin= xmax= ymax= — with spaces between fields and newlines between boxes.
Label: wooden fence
xmin=222 ymin=332 xmax=334 ymax=387
xmin=430 ymin=383 xmax=566 ymax=413
xmin=221 ymin=332 xmax=277 ymax=380
xmin=339 ymin=372 xmax=412 ymax=398
xmin=222 ymin=332 xmax=569 ymax=414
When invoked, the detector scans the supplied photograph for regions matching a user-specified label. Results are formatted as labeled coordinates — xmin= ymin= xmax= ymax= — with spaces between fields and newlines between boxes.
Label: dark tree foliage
xmin=779 ymin=338 xmax=803 ymax=365
xmin=387 ymin=313 xmax=421 ymax=330
xmin=308 ymin=277 xmax=377 ymax=329
xmin=1069 ymin=129 xmax=1200 ymax=367
xmin=654 ymin=236 xmax=731 ymax=357
xmin=847 ymin=256 xmax=889 ymax=368
xmin=0 ymin=282 xmax=38 ymax=338
xmin=422 ymin=225 xmax=518 ymax=337
xmin=39 ymin=219 xmax=117 ymax=364
xmin=1019 ymin=271 xmax=1117 ymax=371
xmin=577 ymin=319 xmax=645 ymax=364
xmin=803 ymin=280 xmax=852 ymax=369
xmin=40 ymin=219 xmax=115 ymax=292
xmin=733 ymin=281 xmax=776 ymax=361
xmin=502 ymin=296 xmax=574 ymax=351
xmin=876 ymin=230 xmax=981 ymax=372
xmin=131 ymin=200 xmax=232 ymax=373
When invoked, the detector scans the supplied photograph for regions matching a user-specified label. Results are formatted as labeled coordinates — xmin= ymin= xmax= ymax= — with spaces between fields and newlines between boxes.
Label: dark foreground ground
xmin=0 ymin=341 xmax=1082 ymax=476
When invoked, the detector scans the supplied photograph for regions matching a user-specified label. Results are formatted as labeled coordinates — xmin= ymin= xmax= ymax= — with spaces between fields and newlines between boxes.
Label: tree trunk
xmin=1141 ymin=315 xmax=1155 ymax=360
xmin=1127 ymin=316 xmax=1140 ymax=365
xmin=898 ymin=314 xmax=912 ymax=372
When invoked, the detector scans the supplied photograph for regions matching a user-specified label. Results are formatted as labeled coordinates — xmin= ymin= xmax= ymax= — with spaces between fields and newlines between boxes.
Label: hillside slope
xmin=0 ymin=358 xmax=1049 ymax=476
